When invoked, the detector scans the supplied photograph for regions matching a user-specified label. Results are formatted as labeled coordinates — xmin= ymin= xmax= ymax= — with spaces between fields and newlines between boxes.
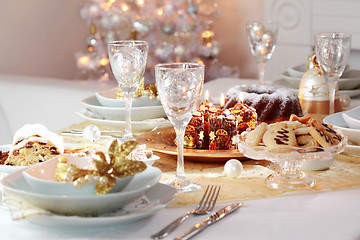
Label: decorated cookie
xmin=294 ymin=127 xmax=310 ymax=135
xmin=308 ymin=126 xmax=334 ymax=148
xmin=290 ymin=114 xmax=311 ymax=124
xmin=263 ymin=127 xmax=298 ymax=152
xmin=245 ymin=122 xmax=268 ymax=147
xmin=297 ymin=134 xmax=320 ymax=148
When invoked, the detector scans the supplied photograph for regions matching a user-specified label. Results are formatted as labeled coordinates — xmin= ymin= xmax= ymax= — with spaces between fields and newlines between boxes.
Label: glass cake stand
xmin=237 ymin=131 xmax=347 ymax=190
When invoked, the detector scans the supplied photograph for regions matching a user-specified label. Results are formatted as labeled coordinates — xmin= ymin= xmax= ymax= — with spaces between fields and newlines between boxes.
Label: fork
xmin=151 ymin=185 xmax=221 ymax=239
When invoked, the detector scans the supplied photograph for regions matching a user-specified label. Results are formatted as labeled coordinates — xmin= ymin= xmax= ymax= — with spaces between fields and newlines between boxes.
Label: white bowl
xmin=95 ymin=88 xmax=161 ymax=108
xmin=2 ymin=165 xmax=162 ymax=215
xmin=139 ymin=155 xmax=160 ymax=166
xmin=301 ymin=157 xmax=335 ymax=171
xmin=82 ymin=96 xmax=166 ymax=121
xmin=323 ymin=112 xmax=360 ymax=145
xmin=23 ymin=155 xmax=142 ymax=196
xmin=342 ymin=106 xmax=360 ymax=129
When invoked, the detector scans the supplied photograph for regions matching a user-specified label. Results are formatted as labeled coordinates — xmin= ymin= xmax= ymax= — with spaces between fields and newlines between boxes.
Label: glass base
xmin=266 ymin=171 xmax=315 ymax=190
xmin=169 ymin=177 xmax=201 ymax=193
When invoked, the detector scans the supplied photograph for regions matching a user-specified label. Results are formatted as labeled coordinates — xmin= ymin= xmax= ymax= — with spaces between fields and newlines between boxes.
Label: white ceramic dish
xmin=270 ymin=79 xmax=360 ymax=98
xmin=76 ymin=110 xmax=172 ymax=132
xmin=2 ymin=166 xmax=161 ymax=215
xmin=82 ymin=96 xmax=166 ymax=121
xmin=324 ymin=111 xmax=360 ymax=157
xmin=26 ymin=183 xmax=176 ymax=227
xmin=287 ymin=64 xmax=351 ymax=79
xmin=96 ymin=88 xmax=161 ymax=108
xmin=281 ymin=70 xmax=360 ymax=90
xmin=140 ymin=155 xmax=160 ymax=166
xmin=23 ymin=155 xmax=140 ymax=196
xmin=342 ymin=106 xmax=360 ymax=129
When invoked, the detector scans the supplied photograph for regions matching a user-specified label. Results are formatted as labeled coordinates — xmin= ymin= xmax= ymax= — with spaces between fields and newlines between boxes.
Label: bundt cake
xmin=224 ymin=84 xmax=303 ymax=123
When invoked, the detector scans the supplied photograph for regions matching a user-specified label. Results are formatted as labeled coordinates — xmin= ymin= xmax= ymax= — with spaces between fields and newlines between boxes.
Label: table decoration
xmin=56 ymin=120 xmax=360 ymax=207
xmin=246 ymin=21 xmax=278 ymax=85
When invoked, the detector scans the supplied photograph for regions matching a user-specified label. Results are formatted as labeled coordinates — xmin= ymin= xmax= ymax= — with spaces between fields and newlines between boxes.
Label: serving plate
xmin=136 ymin=127 xmax=246 ymax=162
xmin=281 ymin=70 xmax=360 ymax=90
xmin=324 ymin=111 xmax=360 ymax=157
xmin=82 ymin=96 xmax=166 ymax=121
xmin=76 ymin=110 xmax=172 ymax=132
xmin=9 ymin=183 xmax=176 ymax=227
xmin=1 ymin=166 xmax=161 ymax=215
xmin=96 ymin=88 xmax=161 ymax=108
xmin=342 ymin=106 xmax=360 ymax=129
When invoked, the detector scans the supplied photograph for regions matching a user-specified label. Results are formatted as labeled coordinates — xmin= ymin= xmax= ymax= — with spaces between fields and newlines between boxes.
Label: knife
xmin=174 ymin=202 xmax=243 ymax=240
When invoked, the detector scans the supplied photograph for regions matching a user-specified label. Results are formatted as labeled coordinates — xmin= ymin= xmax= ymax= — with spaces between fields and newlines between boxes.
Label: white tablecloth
xmin=1 ymin=75 xmax=360 ymax=240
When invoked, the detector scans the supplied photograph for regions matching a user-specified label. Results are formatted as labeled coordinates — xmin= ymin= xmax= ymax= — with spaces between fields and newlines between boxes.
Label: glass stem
xmin=174 ymin=125 xmax=186 ymax=180
xmin=124 ymin=92 xmax=133 ymax=140
xmin=326 ymin=77 xmax=338 ymax=115
xmin=258 ymin=62 xmax=265 ymax=85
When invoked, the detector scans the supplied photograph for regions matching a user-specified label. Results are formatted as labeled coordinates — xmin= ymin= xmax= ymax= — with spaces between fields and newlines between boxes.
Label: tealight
xmin=224 ymin=159 xmax=243 ymax=178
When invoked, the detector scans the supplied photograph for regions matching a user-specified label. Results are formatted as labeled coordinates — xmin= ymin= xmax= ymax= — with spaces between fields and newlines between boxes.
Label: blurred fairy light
xmin=75 ymin=0 xmax=239 ymax=82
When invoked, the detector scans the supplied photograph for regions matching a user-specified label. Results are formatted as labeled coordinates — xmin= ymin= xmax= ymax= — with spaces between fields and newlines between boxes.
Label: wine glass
xmin=314 ymin=32 xmax=351 ymax=114
xmin=108 ymin=40 xmax=148 ymax=141
xmin=155 ymin=63 xmax=204 ymax=192
xmin=246 ymin=21 xmax=278 ymax=85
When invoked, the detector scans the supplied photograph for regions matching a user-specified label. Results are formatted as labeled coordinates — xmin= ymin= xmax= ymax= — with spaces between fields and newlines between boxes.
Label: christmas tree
xmin=76 ymin=0 xmax=239 ymax=83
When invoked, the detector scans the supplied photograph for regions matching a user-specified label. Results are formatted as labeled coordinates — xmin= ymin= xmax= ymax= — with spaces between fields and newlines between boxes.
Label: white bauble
xmin=224 ymin=159 xmax=243 ymax=178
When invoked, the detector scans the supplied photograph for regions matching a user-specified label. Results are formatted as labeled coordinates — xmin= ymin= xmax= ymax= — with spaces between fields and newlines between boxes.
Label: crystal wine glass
xmin=314 ymin=32 xmax=351 ymax=114
xmin=155 ymin=63 xmax=204 ymax=192
xmin=246 ymin=21 xmax=278 ymax=85
xmin=108 ymin=40 xmax=148 ymax=141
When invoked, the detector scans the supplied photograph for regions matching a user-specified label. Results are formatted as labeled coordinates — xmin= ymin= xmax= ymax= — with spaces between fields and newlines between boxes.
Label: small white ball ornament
xmin=224 ymin=159 xmax=243 ymax=178
xmin=255 ymin=42 xmax=270 ymax=56
xmin=83 ymin=125 xmax=101 ymax=143
xmin=261 ymin=30 xmax=274 ymax=44
xmin=250 ymin=22 xmax=265 ymax=41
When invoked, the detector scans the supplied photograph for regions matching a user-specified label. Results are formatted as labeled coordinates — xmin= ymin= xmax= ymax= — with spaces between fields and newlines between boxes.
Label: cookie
xmin=289 ymin=114 xmax=311 ymax=124
xmin=294 ymin=127 xmax=310 ymax=135
xmin=263 ymin=127 xmax=298 ymax=152
xmin=311 ymin=119 xmax=342 ymax=144
xmin=297 ymin=134 xmax=320 ymax=148
xmin=245 ymin=122 xmax=268 ymax=147
xmin=308 ymin=126 xmax=334 ymax=148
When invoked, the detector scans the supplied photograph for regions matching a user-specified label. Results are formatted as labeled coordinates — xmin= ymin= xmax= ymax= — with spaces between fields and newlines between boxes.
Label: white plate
xmin=95 ymin=88 xmax=161 ymax=108
xmin=323 ymin=112 xmax=360 ymax=157
xmin=76 ymin=110 xmax=172 ymax=132
xmin=271 ymin=79 xmax=360 ymax=98
xmin=22 ymin=183 xmax=176 ymax=227
xmin=287 ymin=64 xmax=351 ymax=79
xmin=1 ymin=166 xmax=161 ymax=215
xmin=82 ymin=96 xmax=166 ymax=121
xmin=281 ymin=70 xmax=360 ymax=90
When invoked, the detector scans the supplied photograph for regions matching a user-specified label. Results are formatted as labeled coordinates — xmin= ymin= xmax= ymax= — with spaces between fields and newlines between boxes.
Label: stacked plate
xmin=324 ymin=106 xmax=360 ymax=157
xmin=278 ymin=64 xmax=360 ymax=97
xmin=78 ymin=88 xmax=172 ymax=132
xmin=1 ymin=154 xmax=177 ymax=227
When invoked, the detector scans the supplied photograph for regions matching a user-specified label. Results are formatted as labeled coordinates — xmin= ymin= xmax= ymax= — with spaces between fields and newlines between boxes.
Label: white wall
xmin=0 ymin=0 xmax=264 ymax=81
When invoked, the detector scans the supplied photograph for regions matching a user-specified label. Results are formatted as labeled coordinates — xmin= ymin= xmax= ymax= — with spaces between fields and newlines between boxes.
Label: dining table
xmin=0 ymin=75 xmax=360 ymax=240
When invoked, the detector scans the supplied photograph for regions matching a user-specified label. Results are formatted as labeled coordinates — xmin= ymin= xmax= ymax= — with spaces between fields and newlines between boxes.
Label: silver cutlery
xmin=174 ymin=202 xmax=243 ymax=240
xmin=151 ymin=185 xmax=220 ymax=239
xmin=61 ymin=130 xmax=123 ymax=139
